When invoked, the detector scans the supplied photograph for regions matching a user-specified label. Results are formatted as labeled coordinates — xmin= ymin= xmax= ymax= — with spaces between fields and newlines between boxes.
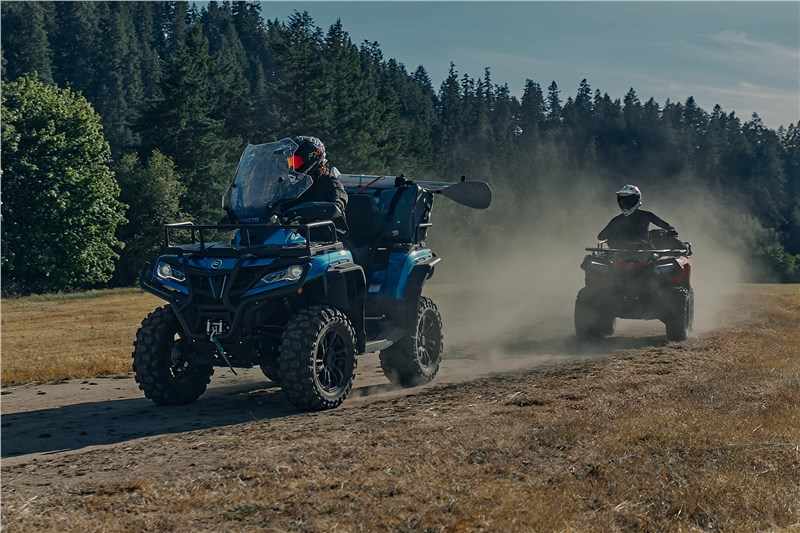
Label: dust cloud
xmin=649 ymin=184 xmax=751 ymax=332
xmin=424 ymin=178 xmax=751 ymax=370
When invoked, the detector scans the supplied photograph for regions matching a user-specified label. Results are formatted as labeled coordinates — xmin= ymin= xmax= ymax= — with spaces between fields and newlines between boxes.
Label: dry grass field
xmin=2 ymin=284 xmax=799 ymax=531
xmin=1 ymin=289 xmax=162 ymax=385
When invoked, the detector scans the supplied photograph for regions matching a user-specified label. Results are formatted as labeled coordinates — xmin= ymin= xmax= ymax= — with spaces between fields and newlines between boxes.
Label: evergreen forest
xmin=2 ymin=1 xmax=799 ymax=295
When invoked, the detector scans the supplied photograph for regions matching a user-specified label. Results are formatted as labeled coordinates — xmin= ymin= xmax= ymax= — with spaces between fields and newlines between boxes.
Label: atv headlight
xmin=260 ymin=264 xmax=304 ymax=285
xmin=156 ymin=261 xmax=185 ymax=282
xmin=587 ymin=260 xmax=609 ymax=273
xmin=653 ymin=262 xmax=680 ymax=276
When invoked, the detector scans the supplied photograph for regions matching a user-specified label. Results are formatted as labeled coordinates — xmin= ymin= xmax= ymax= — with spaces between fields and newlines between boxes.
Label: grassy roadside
xmin=2 ymin=284 xmax=799 ymax=531
xmin=1 ymin=289 xmax=162 ymax=386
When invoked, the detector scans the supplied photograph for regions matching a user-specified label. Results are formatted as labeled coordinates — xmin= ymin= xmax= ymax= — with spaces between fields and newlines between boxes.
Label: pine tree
xmin=232 ymin=1 xmax=272 ymax=137
xmin=129 ymin=2 xmax=164 ymax=106
xmin=371 ymin=57 xmax=406 ymax=173
xmin=201 ymin=1 xmax=255 ymax=142
xmin=701 ymin=104 xmax=728 ymax=192
xmin=621 ymin=88 xmax=644 ymax=167
xmin=321 ymin=20 xmax=385 ymax=172
xmin=593 ymin=91 xmax=624 ymax=168
xmin=378 ymin=58 xmax=420 ymax=173
xmin=622 ymin=88 xmax=642 ymax=128
xmin=780 ymin=122 xmax=800 ymax=254
xmin=574 ymin=79 xmax=593 ymax=121
xmin=267 ymin=11 xmax=332 ymax=136
xmin=681 ymin=96 xmax=709 ymax=171
xmin=545 ymin=81 xmax=562 ymax=131
xmin=138 ymin=24 xmax=237 ymax=222
xmin=51 ymin=2 xmax=101 ymax=94
xmin=518 ymin=79 xmax=546 ymax=143
xmin=490 ymin=83 xmax=518 ymax=165
xmin=472 ymin=69 xmax=493 ymax=158
xmin=95 ymin=2 xmax=145 ymax=157
xmin=638 ymin=97 xmax=663 ymax=161
xmin=162 ymin=1 xmax=190 ymax=60
xmin=435 ymin=63 xmax=462 ymax=173
xmin=743 ymin=113 xmax=787 ymax=229
xmin=395 ymin=65 xmax=437 ymax=173
xmin=1 ymin=1 xmax=54 ymax=83
xmin=659 ymin=99 xmax=688 ymax=175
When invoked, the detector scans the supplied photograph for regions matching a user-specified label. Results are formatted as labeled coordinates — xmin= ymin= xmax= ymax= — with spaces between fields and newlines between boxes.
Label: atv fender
xmin=320 ymin=263 xmax=367 ymax=353
xmin=399 ymin=256 xmax=441 ymax=330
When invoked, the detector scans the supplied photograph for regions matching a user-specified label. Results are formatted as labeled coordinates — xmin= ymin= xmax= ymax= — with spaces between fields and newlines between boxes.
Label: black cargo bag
xmin=377 ymin=183 xmax=433 ymax=244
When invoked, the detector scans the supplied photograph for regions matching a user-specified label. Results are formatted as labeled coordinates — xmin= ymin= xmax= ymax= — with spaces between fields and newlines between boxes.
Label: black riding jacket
xmin=293 ymin=173 xmax=348 ymax=213
xmin=598 ymin=209 xmax=674 ymax=246
xmin=283 ymin=173 xmax=349 ymax=235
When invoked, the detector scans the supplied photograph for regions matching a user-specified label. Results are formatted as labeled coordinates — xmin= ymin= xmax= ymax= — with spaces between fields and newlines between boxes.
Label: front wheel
xmin=574 ymin=288 xmax=616 ymax=340
xmin=132 ymin=305 xmax=213 ymax=405
xmin=665 ymin=286 xmax=694 ymax=341
xmin=279 ymin=306 xmax=357 ymax=411
xmin=380 ymin=297 xmax=444 ymax=387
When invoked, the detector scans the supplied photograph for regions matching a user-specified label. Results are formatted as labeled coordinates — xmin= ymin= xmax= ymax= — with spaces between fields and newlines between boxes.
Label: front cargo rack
xmin=162 ymin=221 xmax=342 ymax=258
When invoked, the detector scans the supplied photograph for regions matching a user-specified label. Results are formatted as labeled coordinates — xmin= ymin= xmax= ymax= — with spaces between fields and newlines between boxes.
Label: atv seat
xmin=345 ymin=194 xmax=382 ymax=266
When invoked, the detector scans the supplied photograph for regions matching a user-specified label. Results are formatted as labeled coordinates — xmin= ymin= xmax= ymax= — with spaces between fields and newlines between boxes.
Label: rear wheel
xmin=279 ymin=306 xmax=357 ymax=411
xmin=380 ymin=297 xmax=443 ymax=387
xmin=132 ymin=305 xmax=213 ymax=405
xmin=574 ymin=288 xmax=616 ymax=340
xmin=665 ymin=286 xmax=693 ymax=341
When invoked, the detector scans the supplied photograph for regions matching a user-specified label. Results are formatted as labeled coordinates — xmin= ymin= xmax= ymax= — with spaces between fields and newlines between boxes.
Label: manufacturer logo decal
xmin=211 ymin=259 xmax=223 ymax=269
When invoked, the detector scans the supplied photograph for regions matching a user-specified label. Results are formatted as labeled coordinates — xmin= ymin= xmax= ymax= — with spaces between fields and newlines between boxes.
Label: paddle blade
xmin=440 ymin=181 xmax=492 ymax=209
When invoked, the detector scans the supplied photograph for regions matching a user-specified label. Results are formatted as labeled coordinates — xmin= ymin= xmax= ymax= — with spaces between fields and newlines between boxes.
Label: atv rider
xmin=282 ymin=135 xmax=349 ymax=235
xmin=598 ymin=184 xmax=676 ymax=248
xmin=287 ymin=136 xmax=347 ymax=212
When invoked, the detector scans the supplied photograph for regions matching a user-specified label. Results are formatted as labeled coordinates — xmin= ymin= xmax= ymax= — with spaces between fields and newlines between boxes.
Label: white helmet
xmin=616 ymin=184 xmax=642 ymax=216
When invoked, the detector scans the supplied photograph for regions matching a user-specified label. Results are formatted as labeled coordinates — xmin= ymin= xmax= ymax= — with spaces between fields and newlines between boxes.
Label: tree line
xmin=2 ymin=1 xmax=798 ymax=294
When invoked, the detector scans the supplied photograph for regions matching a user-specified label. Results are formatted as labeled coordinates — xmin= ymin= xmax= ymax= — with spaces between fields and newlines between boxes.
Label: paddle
xmin=437 ymin=179 xmax=492 ymax=209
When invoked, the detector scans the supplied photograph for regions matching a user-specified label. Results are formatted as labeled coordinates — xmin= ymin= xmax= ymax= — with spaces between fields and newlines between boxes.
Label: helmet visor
xmin=617 ymin=194 xmax=640 ymax=211
xmin=288 ymin=154 xmax=304 ymax=170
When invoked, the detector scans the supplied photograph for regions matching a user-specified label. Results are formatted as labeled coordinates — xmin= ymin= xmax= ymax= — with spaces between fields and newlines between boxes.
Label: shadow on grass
xmin=0 ymin=377 xmax=396 ymax=459
xmin=1 ymin=329 xmax=670 ymax=459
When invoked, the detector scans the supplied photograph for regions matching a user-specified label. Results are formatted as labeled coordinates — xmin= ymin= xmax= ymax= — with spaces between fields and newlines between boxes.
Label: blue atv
xmin=133 ymin=138 xmax=491 ymax=411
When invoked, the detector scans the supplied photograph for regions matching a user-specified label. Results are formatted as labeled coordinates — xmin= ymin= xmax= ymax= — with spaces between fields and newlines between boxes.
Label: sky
xmin=257 ymin=1 xmax=800 ymax=130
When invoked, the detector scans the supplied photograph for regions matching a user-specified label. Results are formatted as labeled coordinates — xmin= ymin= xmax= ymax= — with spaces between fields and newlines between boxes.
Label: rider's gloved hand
xmin=667 ymin=228 xmax=678 ymax=237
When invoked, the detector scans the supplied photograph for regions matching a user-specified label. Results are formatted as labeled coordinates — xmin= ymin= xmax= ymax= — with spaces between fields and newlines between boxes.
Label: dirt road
xmin=0 ymin=276 xmax=732 ymax=465
xmin=1 ymin=307 xmax=668 ymax=463
xmin=6 ymin=283 xmax=796 ymax=532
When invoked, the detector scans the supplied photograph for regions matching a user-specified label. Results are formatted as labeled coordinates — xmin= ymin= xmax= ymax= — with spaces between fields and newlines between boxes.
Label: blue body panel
xmin=365 ymin=248 xmax=432 ymax=301
xmin=241 ymin=249 xmax=353 ymax=297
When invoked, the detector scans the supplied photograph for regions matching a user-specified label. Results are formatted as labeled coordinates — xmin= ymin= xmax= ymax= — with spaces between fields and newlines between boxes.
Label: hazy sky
xmin=257 ymin=1 xmax=799 ymax=130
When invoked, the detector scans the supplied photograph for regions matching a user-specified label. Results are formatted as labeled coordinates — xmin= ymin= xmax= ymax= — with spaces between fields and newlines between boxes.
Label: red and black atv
xmin=575 ymin=229 xmax=694 ymax=341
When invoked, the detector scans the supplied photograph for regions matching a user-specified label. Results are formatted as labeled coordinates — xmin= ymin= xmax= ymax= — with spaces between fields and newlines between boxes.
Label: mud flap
xmin=322 ymin=264 xmax=367 ymax=353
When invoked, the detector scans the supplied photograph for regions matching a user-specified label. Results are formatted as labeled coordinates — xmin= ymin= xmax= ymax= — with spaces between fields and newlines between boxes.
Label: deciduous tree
xmin=1 ymin=75 xmax=126 ymax=294
xmin=113 ymin=151 xmax=186 ymax=285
